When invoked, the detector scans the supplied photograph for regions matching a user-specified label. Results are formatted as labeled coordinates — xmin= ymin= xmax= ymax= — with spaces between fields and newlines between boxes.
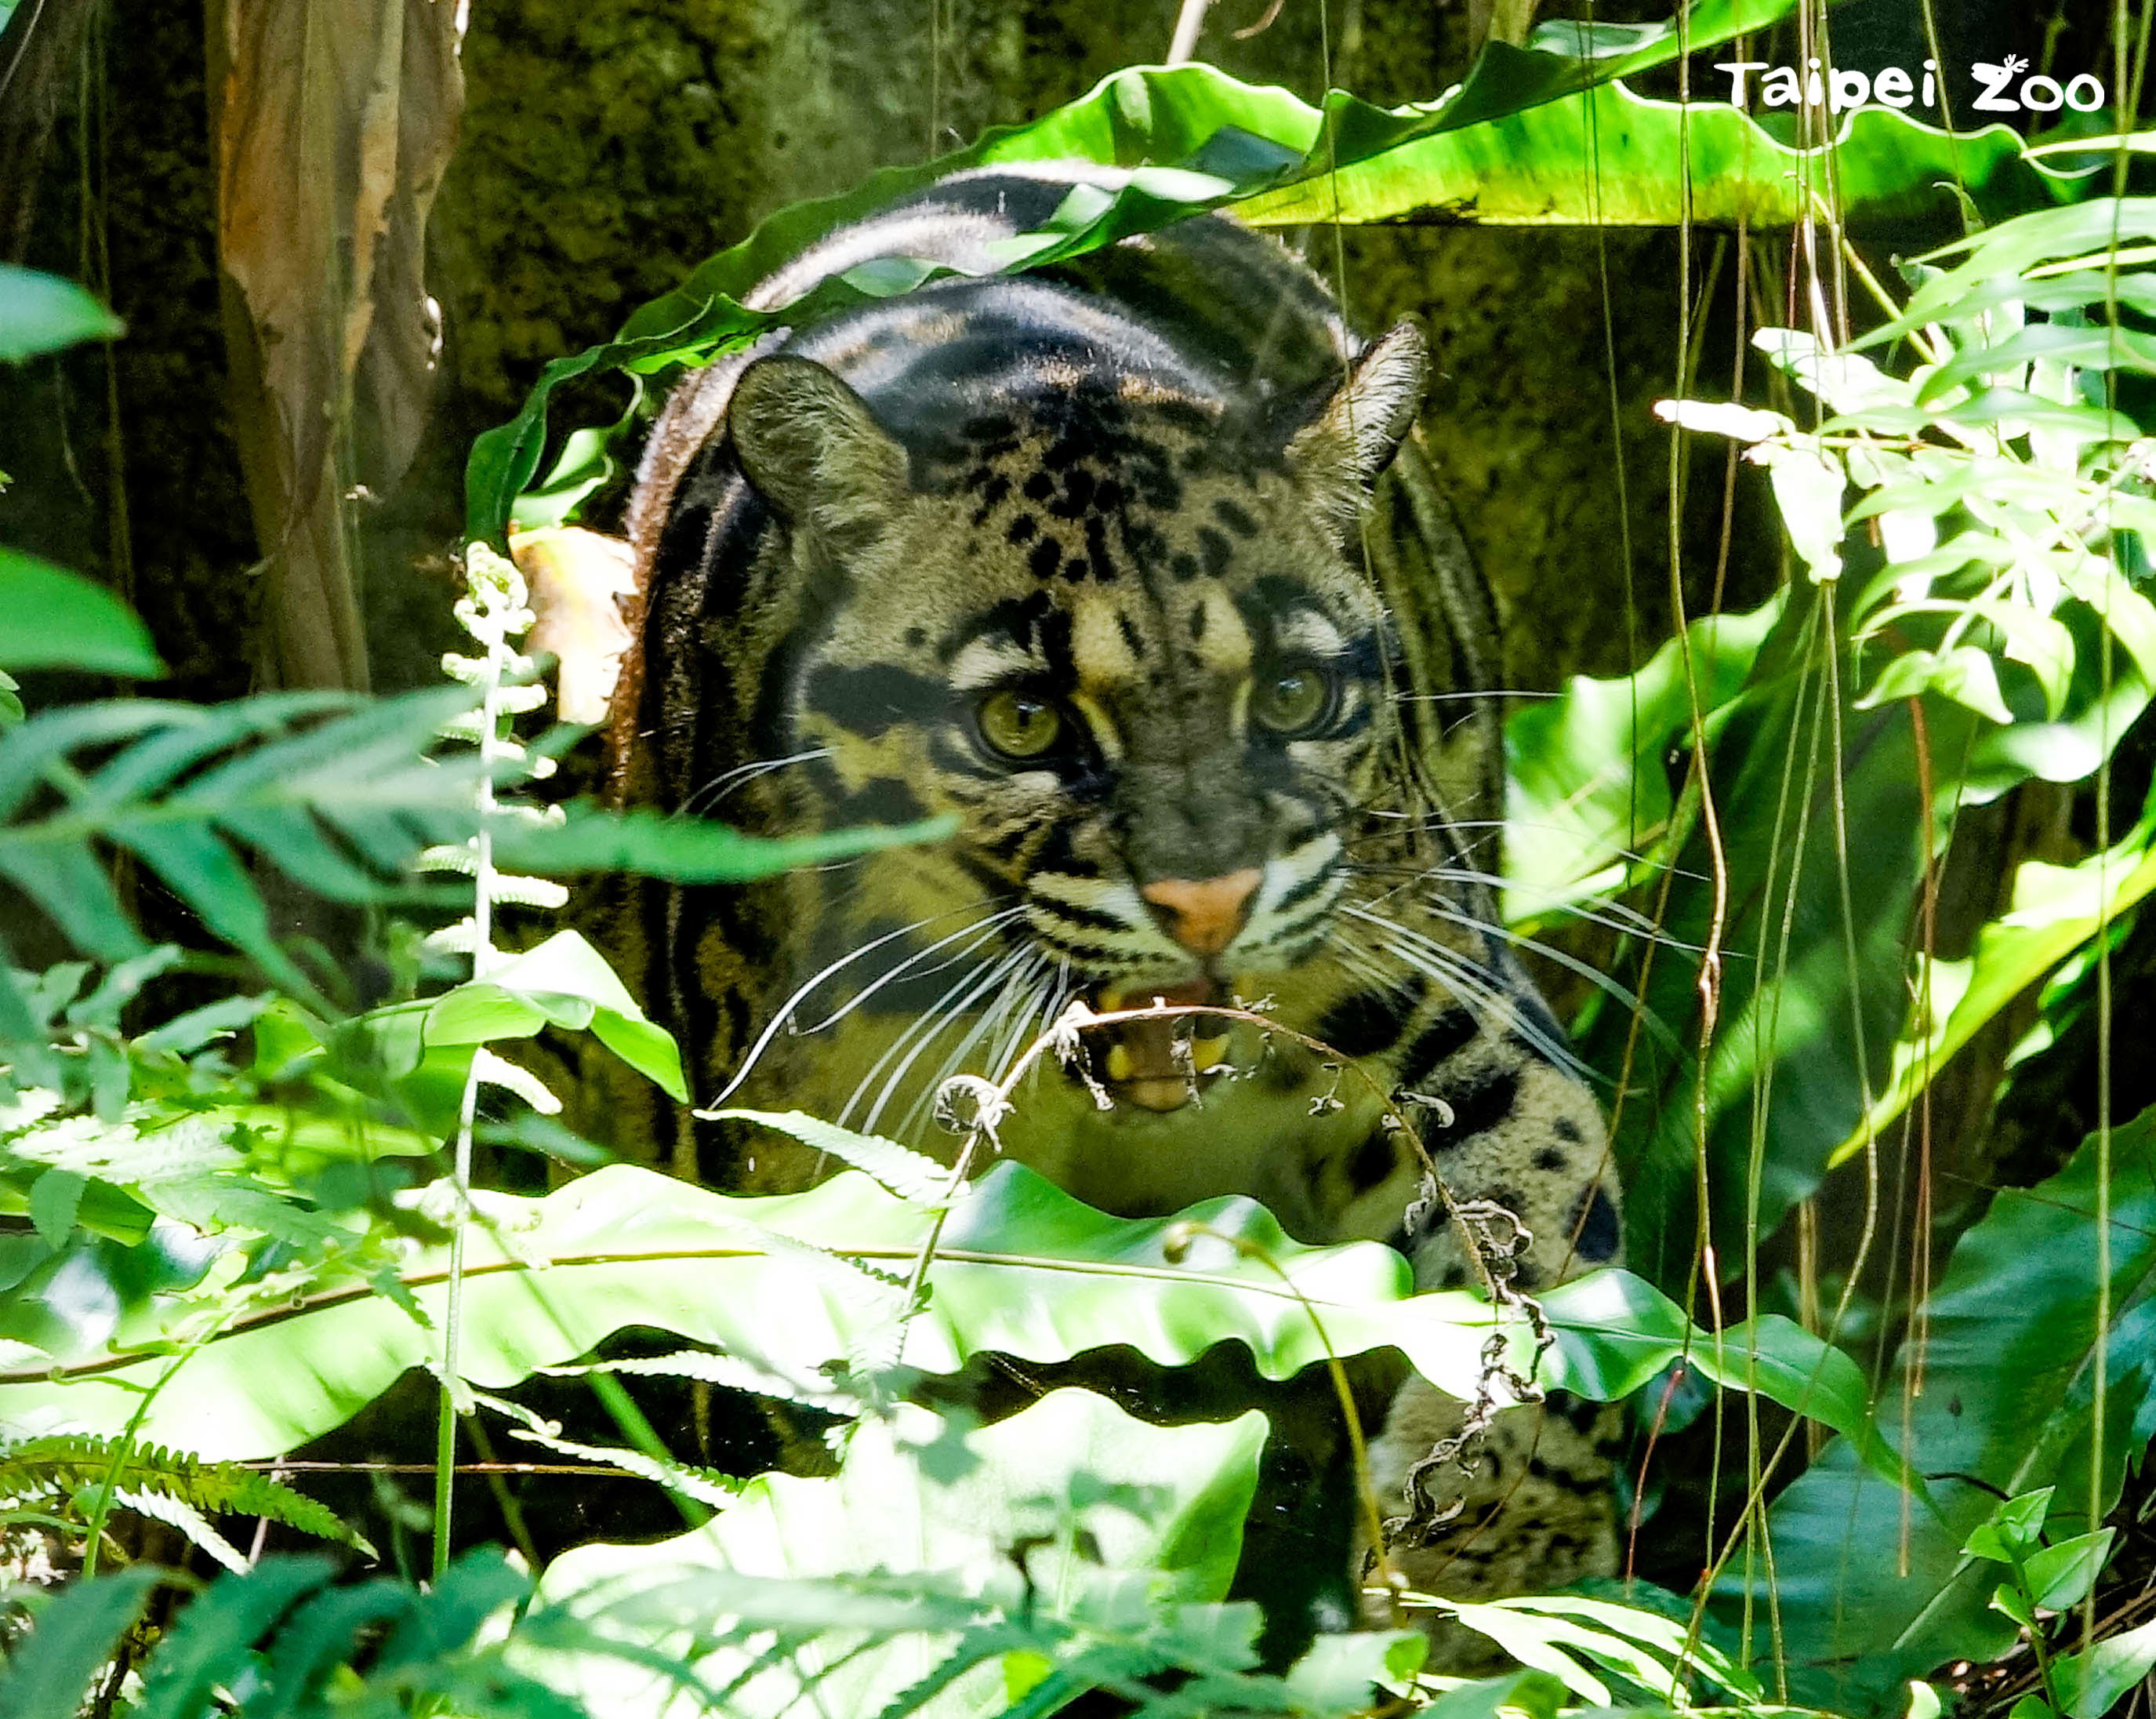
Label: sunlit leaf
xmin=0 ymin=1157 xmax=1889 ymax=1470
xmin=521 ymin=1391 xmax=1265 ymax=1719
xmin=0 ymin=550 xmax=164 ymax=678
xmin=0 ymin=264 xmax=123 ymax=362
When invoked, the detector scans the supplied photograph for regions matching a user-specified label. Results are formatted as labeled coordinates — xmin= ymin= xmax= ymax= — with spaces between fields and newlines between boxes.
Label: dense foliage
xmin=5 ymin=2 xmax=2156 ymax=1715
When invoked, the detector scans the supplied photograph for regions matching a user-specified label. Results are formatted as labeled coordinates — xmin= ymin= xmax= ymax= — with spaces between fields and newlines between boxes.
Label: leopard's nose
xmin=1139 ymin=868 xmax=1261 ymax=958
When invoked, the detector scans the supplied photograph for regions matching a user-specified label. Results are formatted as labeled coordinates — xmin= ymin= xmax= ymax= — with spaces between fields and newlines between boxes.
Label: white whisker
xmin=677 ymin=747 xmax=834 ymax=819
xmin=1338 ymin=902 xmax=1598 ymax=1081
xmin=1417 ymin=899 xmax=1679 ymax=1048
xmin=862 ymin=946 xmax=1037 ymax=1135
xmin=710 ymin=900 xmax=1011 ymax=1106
xmin=896 ymin=954 xmax=1051 ymax=1139
xmin=797 ymin=906 xmax=1025 ymax=1034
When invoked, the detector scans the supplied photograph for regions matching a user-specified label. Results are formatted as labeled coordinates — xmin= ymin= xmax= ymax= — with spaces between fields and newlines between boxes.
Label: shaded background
xmin=0 ymin=0 xmax=1809 ymax=706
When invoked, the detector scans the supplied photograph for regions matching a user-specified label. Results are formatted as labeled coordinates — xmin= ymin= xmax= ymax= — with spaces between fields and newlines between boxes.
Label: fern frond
xmin=412 ymin=847 xmax=568 ymax=908
xmin=112 ymin=1485 xmax=250 ymax=1573
xmin=482 ymin=874 xmax=571 ymax=909
xmin=0 ymin=1434 xmax=372 ymax=1556
xmin=4 ymin=1110 xmax=242 ymax=1183
xmin=548 ymin=1348 xmax=862 ymax=1413
xmin=2 ymin=1111 xmax=342 ymax=1246
xmin=422 ymin=921 xmax=482 ymax=957
xmin=471 ymin=1048 xmax=561 ymax=1115
xmin=495 ymin=1418 xmax=742 ymax=1511
xmin=0 ymin=689 xmax=485 ymax=993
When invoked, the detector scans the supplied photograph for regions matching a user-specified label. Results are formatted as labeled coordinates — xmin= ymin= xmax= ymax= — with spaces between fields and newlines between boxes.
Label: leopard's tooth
xmin=1105 ymin=1043 xmax=1136 ymax=1082
xmin=1190 ymin=1033 xmax=1230 ymax=1072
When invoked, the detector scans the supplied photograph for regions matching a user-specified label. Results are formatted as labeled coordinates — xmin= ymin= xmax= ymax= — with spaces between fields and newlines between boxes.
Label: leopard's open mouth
xmin=1083 ymin=978 xmax=1235 ymax=1113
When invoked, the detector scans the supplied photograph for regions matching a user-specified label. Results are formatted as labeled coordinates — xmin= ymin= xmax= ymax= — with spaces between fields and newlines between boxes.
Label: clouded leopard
xmin=568 ymin=162 xmax=1624 ymax=1652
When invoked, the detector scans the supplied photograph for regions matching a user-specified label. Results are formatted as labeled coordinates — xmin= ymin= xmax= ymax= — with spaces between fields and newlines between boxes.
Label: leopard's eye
xmin=976 ymin=690 xmax=1063 ymax=760
xmin=1251 ymin=667 xmax=1334 ymax=737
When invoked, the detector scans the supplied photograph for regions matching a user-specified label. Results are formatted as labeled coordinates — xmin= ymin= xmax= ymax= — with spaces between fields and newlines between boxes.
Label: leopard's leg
xmin=1362 ymin=1383 xmax=1624 ymax=1670
xmin=1350 ymin=1052 xmax=1625 ymax=1666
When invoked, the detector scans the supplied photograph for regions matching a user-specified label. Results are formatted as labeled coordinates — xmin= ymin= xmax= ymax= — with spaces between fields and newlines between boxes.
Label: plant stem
xmin=434 ymin=575 xmax=506 ymax=1583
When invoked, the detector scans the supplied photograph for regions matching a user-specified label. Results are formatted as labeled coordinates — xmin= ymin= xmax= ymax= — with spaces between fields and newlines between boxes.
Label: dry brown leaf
xmin=514 ymin=525 xmax=638 ymax=725
xmin=209 ymin=0 xmax=463 ymax=691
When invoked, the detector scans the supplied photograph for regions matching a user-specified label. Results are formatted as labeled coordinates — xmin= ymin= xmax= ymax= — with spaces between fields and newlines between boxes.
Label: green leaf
xmin=424 ymin=929 xmax=686 ymax=1101
xmin=0 ymin=549 xmax=164 ymax=677
xmin=1918 ymin=322 xmax=2156 ymax=401
xmin=1576 ymin=587 xmax=1969 ymax=1288
xmin=1832 ymin=812 xmax=2156 ymax=1165
xmin=1992 ymin=1582 xmax=2039 ymax=1632
xmin=1541 ymin=1271 xmax=1917 ymax=1494
xmin=1423 ymin=1590 xmax=1765 ymax=1708
xmin=0 ymin=1158 xmax=1880 ymax=1466
xmin=1722 ymin=1105 xmax=2156 ymax=1711
xmin=2057 ymin=1615 xmax=2156 ymax=1719
xmin=0 ymin=1434 xmax=372 ymax=1555
xmin=0 ymin=1563 xmax=165 ymax=1719
xmin=470 ymin=0 xmax=2082 ymax=543
xmin=246 ymin=1579 xmax=427 ymax=1714
xmin=1864 ymin=645 xmax=2016 ymax=725
xmin=1419 ymin=1666 xmax=1571 ymax=1719
xmin=0 ymin=689 xmax=481 ymax=998
xmin=1279 ymin=1629 xmax=1426 ymax=1709
xmin=135 ymin=1554 xmax=339 ymax=1719
xmin=1760 ymin=444 xmax=1848 ymax=583
xmin=1503 ymin=594 xmax=1780 ymax=928
xmin=0 ymin=263 xmax=123 ymax=361
xmin=495 ymin=804 xmax=957 ymax=883
xmin=1235 ymin=89 xmax=2078 ymax=234
xmin=25 ymin=1167 xmax=84 ymax=1247
xmin=98 ymin=1550 xmax=550 ymax=1719
xmin=519 ymin=1390 xmax=1265 ymax=1719
xmin=2023 ymin=1529 xmax=2115 ymax=1612
xmin=706 ymin=1108 xmax=953 ymax=1203
xmin=1962 ymin=1487 xmax=2053 ymax=1563
xmin=373 ymin=1547 xmax=537 ymax=1674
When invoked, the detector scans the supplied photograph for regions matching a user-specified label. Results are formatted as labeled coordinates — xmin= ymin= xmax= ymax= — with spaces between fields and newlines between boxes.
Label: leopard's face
xmin=724 ymin=328 xmax=1431 ymax=1113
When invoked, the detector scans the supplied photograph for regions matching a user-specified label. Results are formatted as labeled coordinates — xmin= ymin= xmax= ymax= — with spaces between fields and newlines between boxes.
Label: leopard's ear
xmin=1284 ymin=322 xmax=1428 ymax=525
xmin=729 ymin=355 xmax=910 ymax=539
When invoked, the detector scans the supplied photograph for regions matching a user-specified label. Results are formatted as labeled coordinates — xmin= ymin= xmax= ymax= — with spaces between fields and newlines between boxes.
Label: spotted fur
xmin=579 ymin=163 xmax=1624 ymax=1642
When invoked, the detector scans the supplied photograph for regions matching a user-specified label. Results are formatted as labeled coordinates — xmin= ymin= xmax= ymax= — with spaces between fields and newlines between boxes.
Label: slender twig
xmin=1165 ymin=0 xmax=1210 ymax=62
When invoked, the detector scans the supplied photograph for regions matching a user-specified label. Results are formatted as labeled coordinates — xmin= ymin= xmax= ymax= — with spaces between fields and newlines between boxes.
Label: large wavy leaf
xmin=1234 ymin=87 xmax=2078 ymax=232
xmin=0 ymin=1149 xmax=1900 ymax=1484
xmin=1718 ymin=1105 xmax=2156 ymax=1714
xmin=521 ymin=1390 xmax=1272 ymax=1719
